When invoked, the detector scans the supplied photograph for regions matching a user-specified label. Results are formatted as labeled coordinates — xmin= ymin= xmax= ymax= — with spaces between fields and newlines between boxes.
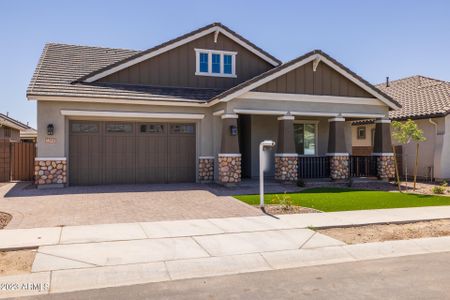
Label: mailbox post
xmin=259 ymin=140 xmax=276 ymax=208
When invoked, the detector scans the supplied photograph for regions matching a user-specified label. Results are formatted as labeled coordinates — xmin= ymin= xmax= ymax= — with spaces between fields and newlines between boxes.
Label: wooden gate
xmin=0 ymin=140 xmax=11 ymax=182
xmin=11 ymin=142 xmax=36 ymax=181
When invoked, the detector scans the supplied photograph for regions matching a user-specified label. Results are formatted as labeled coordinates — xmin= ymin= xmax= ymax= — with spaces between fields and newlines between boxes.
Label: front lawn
xmin=234 ymin=188 xmax=450 ymax=212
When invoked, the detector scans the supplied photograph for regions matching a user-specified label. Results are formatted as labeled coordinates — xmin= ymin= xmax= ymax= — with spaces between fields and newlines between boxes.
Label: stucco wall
xmin=351 ymin=124 xmax=374 ymax=147
xmin=390 ymin=118 xmax=447 ymax=180
xmin=438 ymin=115 xmax=450 ymax=179
xmin=228 ymin=98 xmax=389 ymax=117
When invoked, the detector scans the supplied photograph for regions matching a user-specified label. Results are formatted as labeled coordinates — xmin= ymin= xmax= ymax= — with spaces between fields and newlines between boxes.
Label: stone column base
xmin=218 ymin=154 xmax=241 ymax=185
xmin=375 ymin=154 xmax=396 ymax=180
xmin=35 ymin=158 xmax=67 ymax=187
xmin=275 ymin=154 xmax=298 ymax=182
xmin=328 ymin=154 xmax=349 ymax=180
xmin=198 ymin=157 xmax=214 ymax=182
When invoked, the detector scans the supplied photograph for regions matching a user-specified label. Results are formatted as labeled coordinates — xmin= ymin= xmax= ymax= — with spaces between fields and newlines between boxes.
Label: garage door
xmin=69 ymin=121 xmax=196 ymax=185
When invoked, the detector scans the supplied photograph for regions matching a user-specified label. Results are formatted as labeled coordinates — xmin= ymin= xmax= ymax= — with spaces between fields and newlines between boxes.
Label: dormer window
xmin=195 ymin=49 xmax=237 ymax=78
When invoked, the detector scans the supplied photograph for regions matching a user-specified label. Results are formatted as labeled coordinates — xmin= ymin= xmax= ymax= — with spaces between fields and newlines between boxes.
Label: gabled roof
xmin=76 ymin=22 xmax=281 ymax=83
xmin=209 ymin=50 xmax=401 ymax=110
xmin=377 ymin=75 xmax=450 ymax=120
xmin=0 ymin=113 xmax=35 ymax=132
xmin=27 ymin=43 xmax=222 ymax=103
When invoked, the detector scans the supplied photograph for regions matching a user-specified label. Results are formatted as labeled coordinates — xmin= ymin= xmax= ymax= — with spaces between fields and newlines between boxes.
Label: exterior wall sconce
xmin=47 ymin=124 xmax=54 ymax=136
xmin=230 ymin=125 xmax=238 ymax=136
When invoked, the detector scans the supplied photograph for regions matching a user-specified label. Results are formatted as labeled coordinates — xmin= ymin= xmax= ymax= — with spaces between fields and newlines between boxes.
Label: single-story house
xmin=27 ymin=22 xmax=401 ymax=187
xmin=0 ymin=113 xmax=37 ymax=182
xmin=0 ymin=113 xmax=36 ymax=143
xmin=352 ymin=76 xmax=450 ymax=181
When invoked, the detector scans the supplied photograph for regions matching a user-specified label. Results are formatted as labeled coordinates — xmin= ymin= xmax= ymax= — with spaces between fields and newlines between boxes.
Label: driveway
xmin=0 ymin=183 xmax=262 ymax=229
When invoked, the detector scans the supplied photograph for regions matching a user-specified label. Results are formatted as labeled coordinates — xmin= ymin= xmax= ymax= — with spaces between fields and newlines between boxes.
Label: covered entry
xmin=69 ymin=121 xmax=196 ymax=185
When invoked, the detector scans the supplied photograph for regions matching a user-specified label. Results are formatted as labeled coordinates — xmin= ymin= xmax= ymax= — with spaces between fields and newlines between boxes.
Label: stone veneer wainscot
xmin=35 ymin=158 xmax=67 ymax=185
xmin=198 ymin=157 xmax=214 ymax=182
xmin=329 ymin=155 xmax=349 ymax=180
xmin=218 ymin=154 xmax=241 ymax=184
xmin=275 ymin=155 xmax=298 ymax=182
xmin=376 ymin=155 xmax=396 ymax=180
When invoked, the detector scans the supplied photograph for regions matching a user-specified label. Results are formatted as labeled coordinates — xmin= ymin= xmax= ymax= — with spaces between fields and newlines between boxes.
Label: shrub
xmin=271 ymin=192 xmax=293 ymax=211
xmin=296 ymin=179 xmax=305 ymax=187
xmin=432 ymin=181 xmax=448 ymax=195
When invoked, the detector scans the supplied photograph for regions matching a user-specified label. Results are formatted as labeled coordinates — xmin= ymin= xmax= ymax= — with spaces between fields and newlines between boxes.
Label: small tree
xmin=391 ymin=119 xmax=426 ymax=191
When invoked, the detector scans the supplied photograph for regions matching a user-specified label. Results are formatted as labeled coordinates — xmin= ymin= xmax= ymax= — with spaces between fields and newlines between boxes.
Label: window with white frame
xmin=294 ymin=121 xmax=318 ymax=155
xmin=195 ymin=49 xmax=237 ymax=77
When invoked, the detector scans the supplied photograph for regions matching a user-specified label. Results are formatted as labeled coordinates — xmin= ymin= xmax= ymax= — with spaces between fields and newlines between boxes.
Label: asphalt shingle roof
xmin=377 ymin=76 xmax=450 ymax=120
xmin=27 ymin=43 xmax=223 ymax=102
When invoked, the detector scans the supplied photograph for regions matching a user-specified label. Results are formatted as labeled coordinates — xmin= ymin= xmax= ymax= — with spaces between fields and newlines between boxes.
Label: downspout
xmin=429 ymin=118 xmax=438 ymax=181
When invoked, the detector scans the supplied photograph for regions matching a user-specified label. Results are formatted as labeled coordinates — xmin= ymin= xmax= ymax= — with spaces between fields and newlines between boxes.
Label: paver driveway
xmin=0 ymin=183 xmax=262 ymax=229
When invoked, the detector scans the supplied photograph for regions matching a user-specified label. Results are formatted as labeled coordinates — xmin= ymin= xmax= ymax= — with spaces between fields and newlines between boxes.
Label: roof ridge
xmin=416 ymin=75 xmax=450 ymax=85
xmin=376 ymin=75 xmax=450 ymax=87
xmin=44 ymin=42 xmax=140 ymax=53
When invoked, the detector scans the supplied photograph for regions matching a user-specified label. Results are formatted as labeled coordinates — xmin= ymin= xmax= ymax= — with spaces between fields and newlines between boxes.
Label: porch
xmin=213 ymin=112 xmax=395 ymax=184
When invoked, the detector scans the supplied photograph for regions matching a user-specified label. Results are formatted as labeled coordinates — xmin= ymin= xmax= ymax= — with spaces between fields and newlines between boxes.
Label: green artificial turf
xmin=234 ymin=187 xmax=450 ymax=212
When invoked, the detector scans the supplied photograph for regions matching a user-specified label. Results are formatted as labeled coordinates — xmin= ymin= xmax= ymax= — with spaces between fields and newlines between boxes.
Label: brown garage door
xmin=69 ymin=121 xmax=196 ymax=185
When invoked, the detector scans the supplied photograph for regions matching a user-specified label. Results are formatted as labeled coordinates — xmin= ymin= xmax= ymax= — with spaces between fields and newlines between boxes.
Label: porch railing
xmin=349 ymin=156 xmax=378 ymax=177
xmin=298 ymin=156 xmax=330 ymax=179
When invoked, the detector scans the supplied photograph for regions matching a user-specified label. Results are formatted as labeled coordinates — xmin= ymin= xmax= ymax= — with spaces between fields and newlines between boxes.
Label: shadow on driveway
xmin=4 ymin=180 xmax=302 ymax=198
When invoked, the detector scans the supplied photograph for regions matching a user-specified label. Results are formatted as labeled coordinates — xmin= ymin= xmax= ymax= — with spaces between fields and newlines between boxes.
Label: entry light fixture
xmin=230 ymin=125 xmax=238 ymax=136
xmin=47 ymin=124 xmax=54 ymax=136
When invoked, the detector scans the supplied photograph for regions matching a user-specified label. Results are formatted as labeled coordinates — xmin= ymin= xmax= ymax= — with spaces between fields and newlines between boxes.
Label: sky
xmin=1 ymin=0 xmax=449 ymax=128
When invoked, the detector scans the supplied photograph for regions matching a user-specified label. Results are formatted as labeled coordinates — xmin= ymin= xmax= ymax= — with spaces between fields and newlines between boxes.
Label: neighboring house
xmin=0 ymin=113 xmax=36 ymax=143
xmin=0 ymin=113 xmax=37 ymax=182
xmin=352 ymin=76 xmax=450 ymax=180
xmin=27 ymin=23 xmax=401 ymax=188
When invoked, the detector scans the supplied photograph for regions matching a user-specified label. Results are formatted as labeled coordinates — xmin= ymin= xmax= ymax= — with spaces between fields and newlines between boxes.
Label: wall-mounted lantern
xmin=47 ymin=124 xmax=54 ymax=136
xmin=230 ymin=125 xmax=238 ymax=136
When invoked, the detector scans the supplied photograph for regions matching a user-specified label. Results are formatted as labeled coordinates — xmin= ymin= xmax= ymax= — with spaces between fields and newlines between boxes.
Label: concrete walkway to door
xmin=0 ymin=182 xmax=267 ymax=229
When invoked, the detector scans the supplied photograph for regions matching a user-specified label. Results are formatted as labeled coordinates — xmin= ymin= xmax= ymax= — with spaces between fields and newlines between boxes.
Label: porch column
xmin=275 ymin=116 xmax=298 ymax=182
xmin=327 ymin=117 xmax=349 ymax=180
xmin=372 ymin=118 xmax=395 ymax=180
xmin=218 ymin=114 xmax=241 ymax=185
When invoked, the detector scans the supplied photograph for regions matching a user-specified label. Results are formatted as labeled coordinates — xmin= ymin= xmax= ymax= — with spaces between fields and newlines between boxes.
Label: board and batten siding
xmin=99 ymin=32 xmax=274 ymax=90
xmin=254 ymin=61 xmax=373 ymax=98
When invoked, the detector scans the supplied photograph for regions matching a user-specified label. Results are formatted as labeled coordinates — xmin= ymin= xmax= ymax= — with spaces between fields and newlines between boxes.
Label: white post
xmin=259 ymin=140 xmax=276 ymax=208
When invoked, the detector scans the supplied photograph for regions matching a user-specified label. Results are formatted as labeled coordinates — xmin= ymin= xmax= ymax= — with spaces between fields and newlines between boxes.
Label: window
xmin=170 ymin=124 xmax=195 ymax=134
xmin=294 ymin=123 xmax=317 ymax=155
xmin=106 ymin=123 xmax=132 ymax=133
xmin=199 ymin=53 xmax=209 ymax=73
xmin=71 ymin=123 xmax=98 ymax=133
xmin=223 ymin=54 xmax=232 ymax=74
xmin=357 ymin=126 xmax=366 ymax=139
xmin=211 ymin=53 xmax=221 ymax=73
xmin=195 ymin=49 xmax=237 ymax=77
xmin=140 ymin=124 xmax=164 ymax=134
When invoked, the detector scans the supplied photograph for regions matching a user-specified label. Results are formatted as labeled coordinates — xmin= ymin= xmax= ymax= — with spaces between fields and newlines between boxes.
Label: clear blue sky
xmin=1 ymin=0 xmax=449 ymax=128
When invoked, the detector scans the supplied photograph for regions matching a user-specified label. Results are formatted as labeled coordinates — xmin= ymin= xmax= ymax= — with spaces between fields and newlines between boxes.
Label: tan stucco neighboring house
xmin=352 ymin=76 xmax=450 ymax=180
xmin=27 ymin=22 xmax=401 ymax=188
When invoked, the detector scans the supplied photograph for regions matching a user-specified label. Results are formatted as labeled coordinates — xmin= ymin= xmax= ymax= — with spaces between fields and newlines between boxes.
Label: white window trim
xmin=195 ymin=48 xmax=237 ymax=78
xmin=294 ymin=120 xmax=319 ymax=156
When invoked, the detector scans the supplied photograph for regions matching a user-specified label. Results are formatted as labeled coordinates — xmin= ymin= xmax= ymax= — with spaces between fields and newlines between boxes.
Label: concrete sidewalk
xmin=1 ymin=206 xmax=450 ymax=298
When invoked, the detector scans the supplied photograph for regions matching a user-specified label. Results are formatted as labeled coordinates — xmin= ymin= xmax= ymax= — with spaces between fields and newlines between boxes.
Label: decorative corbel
xmin=313 ymin=56 xmax=321 ymax=72
xmin=214 ymin=29 xmax=220 ymax=43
